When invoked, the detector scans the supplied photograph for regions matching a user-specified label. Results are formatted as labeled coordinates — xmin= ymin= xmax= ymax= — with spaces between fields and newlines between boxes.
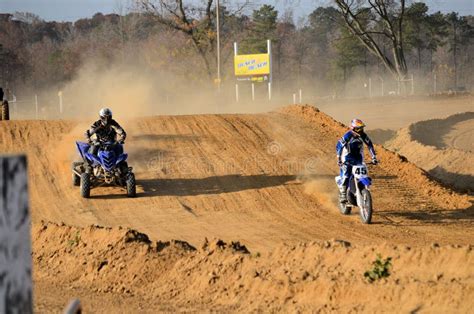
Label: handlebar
xmin=92 ymin=140 xmax=124 ymax=146
xmin=340 ymin=161 xmax=378 ymax=166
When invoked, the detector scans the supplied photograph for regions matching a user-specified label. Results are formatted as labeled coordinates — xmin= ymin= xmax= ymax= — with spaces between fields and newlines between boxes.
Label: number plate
xmin=352 ymin=165 xmax=368 ymax=178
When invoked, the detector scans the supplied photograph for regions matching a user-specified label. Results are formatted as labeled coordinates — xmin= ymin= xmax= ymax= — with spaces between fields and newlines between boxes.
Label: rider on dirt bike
xmin=84 ymin=108 xmax=127 ymax=159
xmin=336 ymin=118 xmax=378 ymax=203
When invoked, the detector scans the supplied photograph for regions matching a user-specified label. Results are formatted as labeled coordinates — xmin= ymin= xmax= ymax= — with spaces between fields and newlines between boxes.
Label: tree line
xmin=0 ymin=0 xmax=472 ymax=97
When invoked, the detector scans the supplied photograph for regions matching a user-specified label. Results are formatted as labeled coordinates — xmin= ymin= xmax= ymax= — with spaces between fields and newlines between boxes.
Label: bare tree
xmin=334 ymin=0 xmax=408 ymax=80
xmin=135 ymin=0 xmax=251 ymax=80
xmin=134 ymin=0 xmax=214 ymax=78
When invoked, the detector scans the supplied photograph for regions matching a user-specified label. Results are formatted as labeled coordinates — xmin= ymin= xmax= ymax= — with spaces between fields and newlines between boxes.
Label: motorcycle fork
xmin=355 ymin=179 xmax=364 ymax=207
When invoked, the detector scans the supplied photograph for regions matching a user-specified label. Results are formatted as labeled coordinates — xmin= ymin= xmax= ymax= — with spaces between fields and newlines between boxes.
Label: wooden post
xmin=251 ymin=83 xmax=255 ymax=101
xmin=0 ymin=155 xmax=32 ymax=314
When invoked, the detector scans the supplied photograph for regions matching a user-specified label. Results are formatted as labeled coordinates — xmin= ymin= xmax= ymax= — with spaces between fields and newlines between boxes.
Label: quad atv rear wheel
xmin=1 ymin=100 xmax=9 ymax=121
xmin=72 ymin=162 xmax=82 ymax=186
xmin=80 ymin=172 xmax=91 ymax=198
xmin=126 ymin=173 xmax=136 ymax=198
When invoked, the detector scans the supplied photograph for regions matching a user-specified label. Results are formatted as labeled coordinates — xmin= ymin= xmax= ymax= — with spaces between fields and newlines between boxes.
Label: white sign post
xmin=0 ymin=155 xmax=32 ymax=314
xmin=58 ymin=90 xmax=63 ymax=115
xmin=267 ymin=39 xmax=272 ymax=101
xmin=35 ymin=95 xmax=38 ymax=119
xmin=234 ymin=42 xmax=239 ymax=102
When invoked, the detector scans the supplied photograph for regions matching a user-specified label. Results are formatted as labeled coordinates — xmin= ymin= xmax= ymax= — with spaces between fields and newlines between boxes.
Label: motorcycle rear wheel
xmin=339 ymin=202 xmax=351 ymax=215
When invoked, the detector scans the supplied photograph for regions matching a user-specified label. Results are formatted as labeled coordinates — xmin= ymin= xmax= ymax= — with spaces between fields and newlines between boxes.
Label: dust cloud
xmin=29 ymin=57 xmax=283 ymax=121
xmin=296 ymin=156 xmax=339 ymax=211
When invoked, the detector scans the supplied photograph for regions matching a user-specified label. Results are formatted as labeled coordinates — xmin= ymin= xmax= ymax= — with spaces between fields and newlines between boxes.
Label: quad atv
xmin=72 ymin=141 xmax=136 ymax=198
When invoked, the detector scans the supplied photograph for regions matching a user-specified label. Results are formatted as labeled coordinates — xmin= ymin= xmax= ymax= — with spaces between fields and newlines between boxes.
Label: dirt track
xmin=1 ymin=105 xmax=473 ymax=311
xmin=1 ymin=106 xmax=471 ymax=251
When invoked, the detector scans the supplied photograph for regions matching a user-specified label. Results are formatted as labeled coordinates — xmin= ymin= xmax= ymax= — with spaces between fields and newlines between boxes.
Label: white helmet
xmin=99 ymin=108 xmax=112 ymax=125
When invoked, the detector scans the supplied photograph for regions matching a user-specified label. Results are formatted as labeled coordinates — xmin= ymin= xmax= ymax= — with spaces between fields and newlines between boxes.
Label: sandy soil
xmin=387 ymin=112 xmax=474 ymax=193
xmin=317 ymin=95 xmax=474 ymax=130
xmin=33 ymin=222 xmax=474 ymax=313
xmin=1 ymin=104 xmax=473 ymax=312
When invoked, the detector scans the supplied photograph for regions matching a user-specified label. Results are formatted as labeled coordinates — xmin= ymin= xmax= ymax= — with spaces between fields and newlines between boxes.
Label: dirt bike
xmin=72 ymin=141 xmax=136 ymax=198
xmin=1 ymin=100 xmax=9 ymax=120
xmin=335 ymin=161 xmax=376 ymax=224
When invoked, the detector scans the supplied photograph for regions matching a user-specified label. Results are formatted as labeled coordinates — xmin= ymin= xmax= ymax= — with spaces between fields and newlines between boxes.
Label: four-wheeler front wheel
xmin=126 ymin=173 xmax=136 ymax=198
xmin=80 ymin=172 xmax=91 ymax=198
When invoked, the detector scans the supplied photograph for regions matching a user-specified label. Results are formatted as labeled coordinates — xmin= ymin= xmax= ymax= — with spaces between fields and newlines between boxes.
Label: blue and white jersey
xmin=336 ymin=130 xmax=376 ymax=164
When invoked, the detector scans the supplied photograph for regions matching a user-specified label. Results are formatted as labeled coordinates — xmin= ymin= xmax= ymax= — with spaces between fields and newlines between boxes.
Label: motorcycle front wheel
xmin=359 ymin=189 xmax=372 ymax=224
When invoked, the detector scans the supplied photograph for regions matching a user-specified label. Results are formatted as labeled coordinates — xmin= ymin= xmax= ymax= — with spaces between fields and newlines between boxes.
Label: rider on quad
xmin=84 ymin=108 xmax=127 ymax=159
xmin=336 ymin=118 xmax=378 ymax=203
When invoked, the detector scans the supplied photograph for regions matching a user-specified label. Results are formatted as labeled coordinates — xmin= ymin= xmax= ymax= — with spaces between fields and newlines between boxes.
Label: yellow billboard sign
xmin=234 ymin=53 xmax=270 ymax=77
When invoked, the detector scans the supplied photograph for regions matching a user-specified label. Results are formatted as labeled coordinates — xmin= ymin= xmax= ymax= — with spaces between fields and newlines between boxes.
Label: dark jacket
xmin=85 ymin=119 xmax=126 ymax=143
xmin=0 ymin=88 xmax=4 ymax=101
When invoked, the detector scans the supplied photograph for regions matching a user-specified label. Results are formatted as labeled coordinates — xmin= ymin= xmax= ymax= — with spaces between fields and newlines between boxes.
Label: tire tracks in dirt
xmin=0 ymin=106 xmax=472 ymax=253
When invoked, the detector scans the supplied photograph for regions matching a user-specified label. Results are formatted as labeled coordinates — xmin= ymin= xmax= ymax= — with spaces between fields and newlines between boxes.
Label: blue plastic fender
xmin=359 ymin=177 xmax=372 ymax=187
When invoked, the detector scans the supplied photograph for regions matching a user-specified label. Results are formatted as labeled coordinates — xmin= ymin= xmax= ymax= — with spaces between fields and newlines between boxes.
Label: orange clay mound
xmin=386 ymin=112 xmax=474 ymax=193
xmin=33 ymin=222 xmax=474 ymax=312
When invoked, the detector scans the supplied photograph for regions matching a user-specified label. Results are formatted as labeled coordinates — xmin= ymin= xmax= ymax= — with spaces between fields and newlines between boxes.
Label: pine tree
xmin=241 ymin=5 xmax=278 ymax=54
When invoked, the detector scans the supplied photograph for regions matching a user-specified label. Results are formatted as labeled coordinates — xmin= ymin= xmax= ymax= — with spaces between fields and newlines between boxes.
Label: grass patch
xmin=364 ymin=254 xmax=392 ymax=283
xmin=67 ymin=231 xmax=81 ymax=248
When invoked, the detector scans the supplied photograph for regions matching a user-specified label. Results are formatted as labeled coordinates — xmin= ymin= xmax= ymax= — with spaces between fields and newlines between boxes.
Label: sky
xmin=0 ymin=0 xmax=473 ymax=22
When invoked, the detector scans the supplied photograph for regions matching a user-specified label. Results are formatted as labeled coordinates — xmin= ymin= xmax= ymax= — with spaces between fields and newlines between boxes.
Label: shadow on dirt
xmin=138 ymin=174 xmax=297 ymax=196
xmin=410 ymin=112 xmax=474 ymax=148
xmin=300 ymin=174 xmax=336 ymax=180
xmin=377 ymin=203 xmax=474 ymax=225
xmin=369 ymin=129 xmax=397 ymax=145
xmin=429 ymin=166 xmax=474 ymax=195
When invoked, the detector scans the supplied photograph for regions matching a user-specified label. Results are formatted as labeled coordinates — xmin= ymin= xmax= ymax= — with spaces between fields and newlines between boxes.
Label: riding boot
xmin=339 ymin=185 xmax=348 ymax=203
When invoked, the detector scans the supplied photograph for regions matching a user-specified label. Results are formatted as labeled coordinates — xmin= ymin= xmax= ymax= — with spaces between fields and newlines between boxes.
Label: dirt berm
xmin=0 ymin=105 xmax=472 ymax=311
xmin=34 ymin=222 xmax=474 ymax=312
xmin=386 ymin=112 xmax=474 ymax=193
